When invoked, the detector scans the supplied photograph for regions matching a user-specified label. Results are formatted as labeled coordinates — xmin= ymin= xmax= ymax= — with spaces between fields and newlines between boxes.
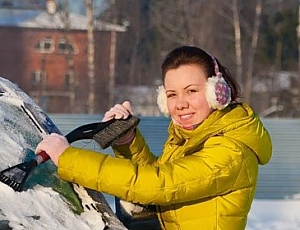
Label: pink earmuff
xmin=205 ymin=57 xmax=231 ymax=110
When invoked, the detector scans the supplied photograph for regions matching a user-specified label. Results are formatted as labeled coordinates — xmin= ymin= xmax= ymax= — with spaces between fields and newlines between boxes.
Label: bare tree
xmin=120 ymin=0 xmax=141 ymax=85
xmin=99 ymin=0 xmax=144 ymax=85
xmin=113 ymin=0 xmax=297 ymax=113
xmin=214 ymin=0 xmax=263 ymax=103
xmin=244 ymin=0 xmax=263 ymax=103
xmin=150 ymin=0 xmax=216 ymax=48
xmin=85 ymin=0 xmax=95 ymax=114
xmin=59 ymin=0 xmax=76 ymax=113
xmin=108 ymin=0 xmax=117 ymax=108
xmin=232 ymin=0 xmax=243 ymax=86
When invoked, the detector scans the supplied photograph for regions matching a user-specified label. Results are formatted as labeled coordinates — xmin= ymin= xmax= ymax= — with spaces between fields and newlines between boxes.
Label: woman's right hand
xmin=102 ymin=101 xmax=136 ymax=145
xmin=35 ymin=133 xmax=70 ymax=166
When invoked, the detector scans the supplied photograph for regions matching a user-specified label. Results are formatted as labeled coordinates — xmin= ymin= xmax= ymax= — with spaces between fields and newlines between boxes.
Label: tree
xmin=244 ymin=0 xmax=263 ymax=103
xmin=99 ymin=0 xmax=160 ymax=86
xmin=150 ymin=0 xmax=264 ymax=103
xmin=262 ymin=9 xmax=298 ymax=71
xmin=150 ymin=0 xmax=218 ymax=50
xmin=98 ymin=0 xmax=299 ymax=116
xmin=85 ymin=0 xmax=96 ymax=114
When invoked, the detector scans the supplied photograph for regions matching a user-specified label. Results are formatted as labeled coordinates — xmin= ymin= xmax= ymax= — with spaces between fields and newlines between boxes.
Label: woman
xmin=36 ymin=46 xmax=272 ymax=230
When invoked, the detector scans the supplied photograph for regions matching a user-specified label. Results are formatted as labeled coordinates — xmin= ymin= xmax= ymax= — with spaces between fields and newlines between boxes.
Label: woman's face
xmin=164 ymin=64 xmax=213 ymax=128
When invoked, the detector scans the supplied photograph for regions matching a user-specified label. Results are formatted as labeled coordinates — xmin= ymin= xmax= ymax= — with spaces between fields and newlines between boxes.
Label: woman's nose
xmin=175 ymin=95 xmax=188 ymax=110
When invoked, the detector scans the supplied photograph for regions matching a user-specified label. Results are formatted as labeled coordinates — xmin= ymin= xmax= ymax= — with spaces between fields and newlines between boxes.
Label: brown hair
xmin=161 ymin=46 xmax=241 ymax=101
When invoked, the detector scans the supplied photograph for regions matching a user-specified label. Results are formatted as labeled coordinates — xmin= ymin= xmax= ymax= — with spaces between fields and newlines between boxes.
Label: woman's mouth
xmin=179 ymin=113 xmax=193 ymax=121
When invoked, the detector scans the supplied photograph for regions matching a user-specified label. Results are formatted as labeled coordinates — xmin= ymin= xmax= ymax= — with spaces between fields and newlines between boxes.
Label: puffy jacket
xmin=58 ymin=103 xmax=272 ymax=230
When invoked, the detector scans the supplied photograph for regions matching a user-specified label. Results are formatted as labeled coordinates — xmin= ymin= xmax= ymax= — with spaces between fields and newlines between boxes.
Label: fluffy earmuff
xmin=157 ymin=85 xmax=169 ymax=116
xmin=205 ymin=57 xmax=231 ymax=110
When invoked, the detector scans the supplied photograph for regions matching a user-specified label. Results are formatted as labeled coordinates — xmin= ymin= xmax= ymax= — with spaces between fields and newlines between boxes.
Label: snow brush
xmin=0 ymin=102 xmax=140 ymax=192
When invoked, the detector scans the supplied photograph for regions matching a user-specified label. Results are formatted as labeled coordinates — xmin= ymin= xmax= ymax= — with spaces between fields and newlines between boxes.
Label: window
xmin=64 ymin=71 xmax=71 ymax=89
xmin=35 ymin=37 xmax=54 ymax=53
xmin=64 ymin=70 xmax=76 ymax=90
xmin=58 ymin=38 xmax=77 ymax=54
xmin=31 ymin=70 xmax=45 ymax=86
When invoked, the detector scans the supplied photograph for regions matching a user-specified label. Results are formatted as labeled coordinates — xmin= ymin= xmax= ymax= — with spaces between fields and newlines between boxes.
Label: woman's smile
xmin=178 ymin=113 xmax=194 ymax=121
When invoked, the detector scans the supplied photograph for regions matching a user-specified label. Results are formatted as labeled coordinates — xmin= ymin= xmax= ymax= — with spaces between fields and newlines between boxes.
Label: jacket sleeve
xmin=57 ymin=136 xmax=258 ymax=206
xmin=112 ymin=129 xmax=157 ymax=164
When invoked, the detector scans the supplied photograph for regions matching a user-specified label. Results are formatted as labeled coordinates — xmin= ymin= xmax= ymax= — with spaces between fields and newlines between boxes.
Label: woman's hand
xmin=102 ymin=101 xmax=136 ymax=145
xmin=102 ymin=101 xmax=134 ymax=122
xmin=35 ymin=133 xmax=70 ymax=166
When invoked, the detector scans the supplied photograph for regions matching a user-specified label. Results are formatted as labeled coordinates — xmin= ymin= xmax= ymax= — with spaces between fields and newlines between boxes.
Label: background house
xmin=0 ymin=0 xmax=127 ymax=114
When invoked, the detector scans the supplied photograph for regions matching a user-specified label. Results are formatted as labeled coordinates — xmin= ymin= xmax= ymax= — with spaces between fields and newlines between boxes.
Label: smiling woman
xmin=35 ymin=46 xmax=272 ymax=230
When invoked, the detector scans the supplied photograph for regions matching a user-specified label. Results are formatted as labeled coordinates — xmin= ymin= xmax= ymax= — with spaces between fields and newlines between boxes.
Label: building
xmin=0 ymin=0 xmax=127 ymax=113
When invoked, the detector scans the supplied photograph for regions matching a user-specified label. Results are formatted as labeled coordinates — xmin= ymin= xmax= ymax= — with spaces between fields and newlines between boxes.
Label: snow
xmin=0 ymin=8 xmax=127 ymax=31
xmin=0 ymin=182 xmax=104 ymax=229
xmin=0 ymin=119 xmax=106 ymax=229
xmin=247 ymin=199 xmax=300 ymax=230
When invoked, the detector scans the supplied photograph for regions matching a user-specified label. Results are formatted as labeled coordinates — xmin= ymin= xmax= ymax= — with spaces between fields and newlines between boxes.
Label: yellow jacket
xmin=58 ymin=103 xmax=272 ymax=230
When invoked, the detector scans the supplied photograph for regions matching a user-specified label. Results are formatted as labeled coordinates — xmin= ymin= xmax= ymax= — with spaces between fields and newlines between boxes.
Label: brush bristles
xmin=93 ymin=116 xmax=140 ymax=149
xmin=0 ymin=174 xmax=22 ymax=191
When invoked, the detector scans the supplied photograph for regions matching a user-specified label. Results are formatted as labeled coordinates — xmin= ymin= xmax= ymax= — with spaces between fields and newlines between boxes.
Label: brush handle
xmin=35 ymin=151 xmax=50 ymax=165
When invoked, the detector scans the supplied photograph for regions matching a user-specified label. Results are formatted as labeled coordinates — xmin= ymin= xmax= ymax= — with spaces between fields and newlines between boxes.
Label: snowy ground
xmin=246 ymin=199 xmax=300 ymax=230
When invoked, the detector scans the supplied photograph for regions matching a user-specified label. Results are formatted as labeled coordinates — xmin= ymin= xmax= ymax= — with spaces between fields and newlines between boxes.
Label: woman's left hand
xmin=35 ymin=133 xmax=70 ymax=166
xmin=102 ymin=101 xmax=134 ymax=122
xmin=102 ymin=101 xmax=136 ymax=145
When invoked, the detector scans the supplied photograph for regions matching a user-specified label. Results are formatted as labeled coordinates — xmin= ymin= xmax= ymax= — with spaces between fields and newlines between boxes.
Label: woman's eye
xmin=187 ymin=89 xmax=197 ymax=93
xmin=167 ymin=93 xmax=176 ymax=98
